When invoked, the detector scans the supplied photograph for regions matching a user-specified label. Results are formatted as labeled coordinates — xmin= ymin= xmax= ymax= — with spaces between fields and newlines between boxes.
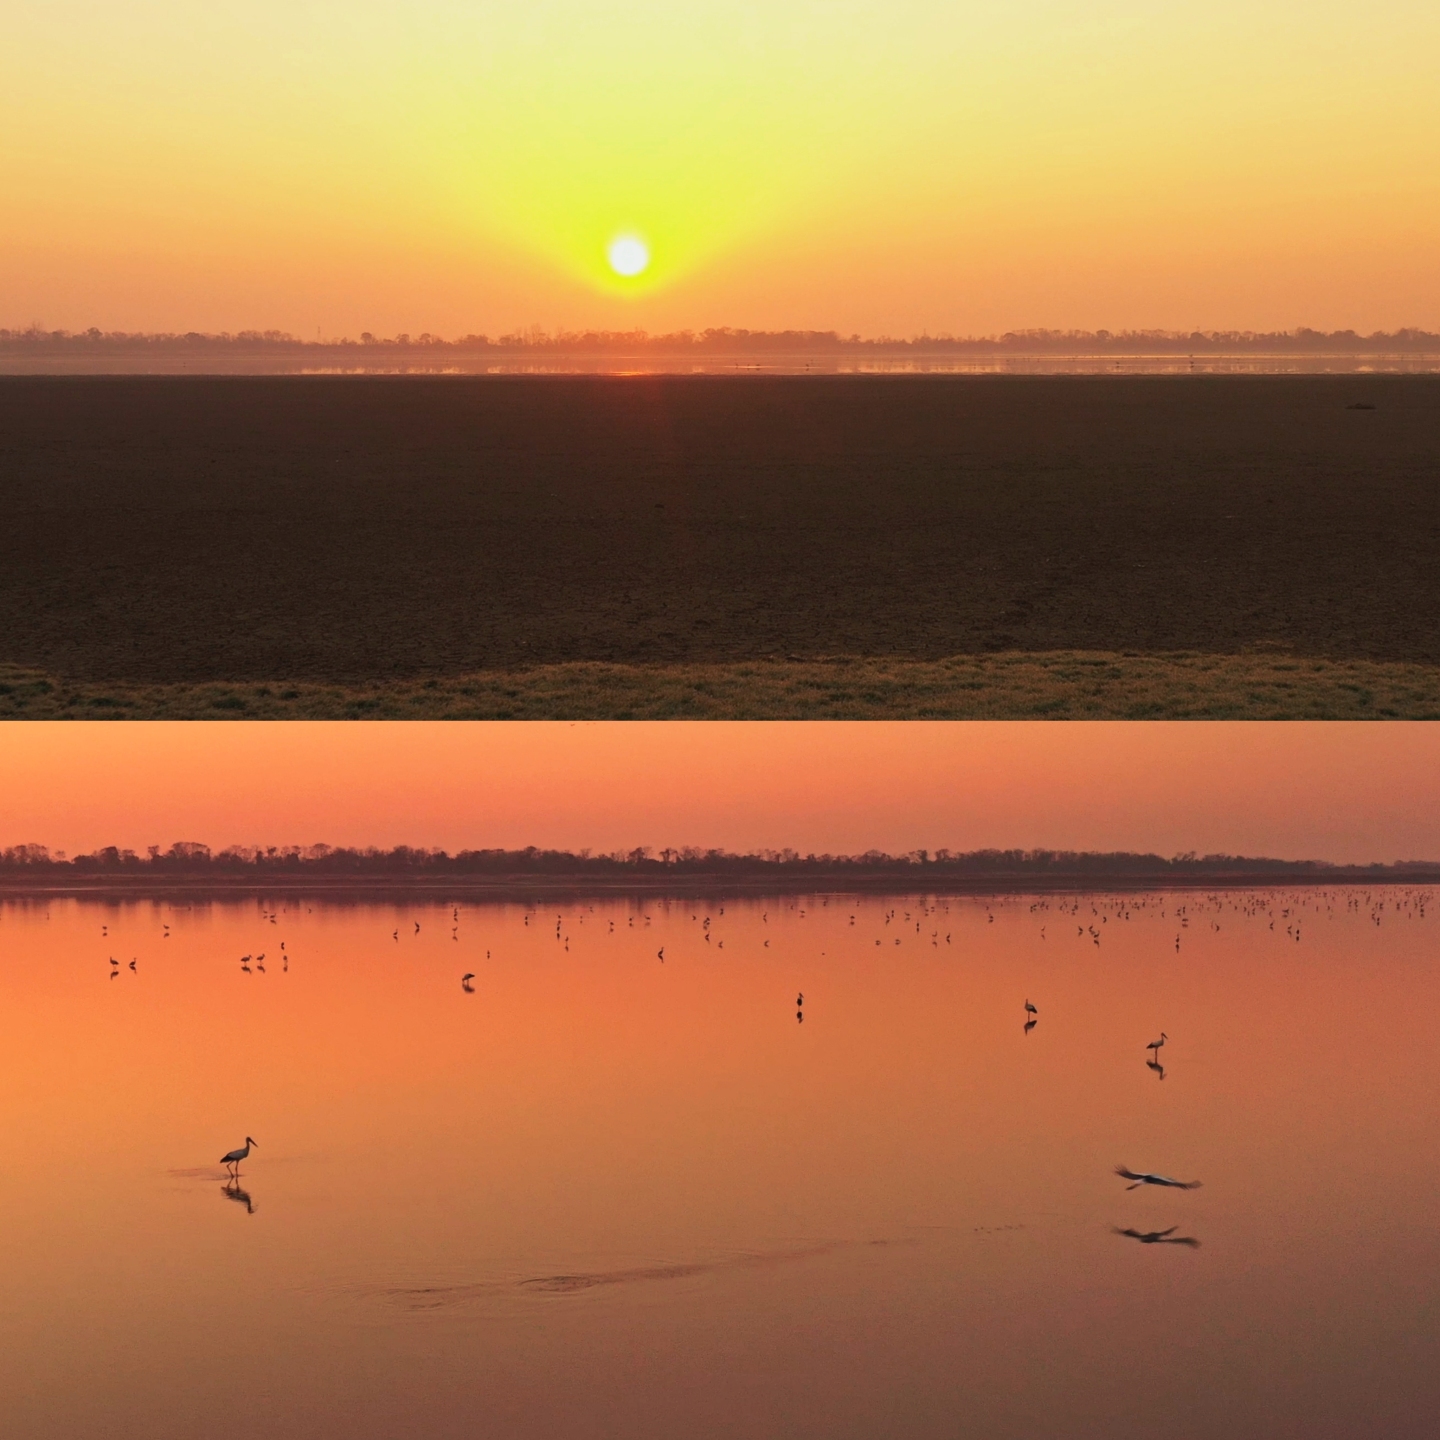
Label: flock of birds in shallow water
xmin=79 ymin=885 xmax=1432 ymax=1242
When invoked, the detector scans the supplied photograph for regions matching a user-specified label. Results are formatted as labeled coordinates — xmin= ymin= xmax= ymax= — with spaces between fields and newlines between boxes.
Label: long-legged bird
xmin=221 ymin=1137 xmax=257 ymax=1176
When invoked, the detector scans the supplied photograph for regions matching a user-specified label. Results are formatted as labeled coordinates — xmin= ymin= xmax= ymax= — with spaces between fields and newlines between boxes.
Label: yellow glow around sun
xmin=607 ymin=234 xmax=650 ymax=277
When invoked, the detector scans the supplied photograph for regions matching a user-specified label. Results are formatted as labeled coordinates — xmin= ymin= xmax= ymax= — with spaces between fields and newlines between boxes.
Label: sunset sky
xmin=4 ymin=2 xmax=1438 ymax=338
xmin=4 ymin=722 xmax=1440 ymax=864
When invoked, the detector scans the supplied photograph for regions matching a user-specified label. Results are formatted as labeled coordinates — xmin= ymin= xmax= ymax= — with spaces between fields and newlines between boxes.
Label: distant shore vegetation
xmin=1 ymin=843 xmax=1435 ymax=885
xmin=4 ymin=326 xmax=1439 ymax=357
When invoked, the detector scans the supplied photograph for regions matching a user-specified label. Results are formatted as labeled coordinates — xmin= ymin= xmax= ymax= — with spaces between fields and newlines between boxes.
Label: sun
xmin=607 ymin=234 xmax=650 ymax=278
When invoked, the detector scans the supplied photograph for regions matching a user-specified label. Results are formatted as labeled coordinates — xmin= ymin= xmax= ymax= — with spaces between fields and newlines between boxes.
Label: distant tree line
xmin=1 ymin=842 xmax=1434 ymax=880
xmin=4 ymin=325 xmax=1439 ymax=356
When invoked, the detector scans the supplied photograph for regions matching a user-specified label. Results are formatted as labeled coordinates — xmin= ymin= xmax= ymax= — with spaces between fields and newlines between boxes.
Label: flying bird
xmin=220 ymin=1137 xmax=257 ymax=1176
xmin=1115 ymin=1165 xmax=1201 ymax=1191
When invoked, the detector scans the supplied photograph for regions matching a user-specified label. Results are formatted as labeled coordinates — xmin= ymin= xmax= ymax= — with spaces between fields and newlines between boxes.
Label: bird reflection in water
xmin=222 ymin=1179 xmax=256 ymax=1214
xmin=1146 ymin=1057 xmax=1166 ymax=1080
xmin=1114 ymin=1226 xmax=1199 ymax=1248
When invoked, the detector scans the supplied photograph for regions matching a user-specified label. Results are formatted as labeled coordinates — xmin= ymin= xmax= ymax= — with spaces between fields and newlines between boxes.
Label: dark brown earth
xmin=1 ymin=374 xmax=1436 ymax=684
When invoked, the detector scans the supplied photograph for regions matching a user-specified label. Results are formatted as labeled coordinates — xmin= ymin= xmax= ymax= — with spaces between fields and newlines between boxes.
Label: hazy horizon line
xmin=5 ymin=325 xmax=1440 ymax=356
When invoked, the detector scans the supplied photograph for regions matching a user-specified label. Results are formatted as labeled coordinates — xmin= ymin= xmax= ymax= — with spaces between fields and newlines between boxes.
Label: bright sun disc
xmin=607 ymin=234 xmax=650 ymax=277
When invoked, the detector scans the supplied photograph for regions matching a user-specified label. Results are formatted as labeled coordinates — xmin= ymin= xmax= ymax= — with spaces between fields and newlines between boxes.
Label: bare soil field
xmin=2 ymin=375 xmax=1436 ymax=714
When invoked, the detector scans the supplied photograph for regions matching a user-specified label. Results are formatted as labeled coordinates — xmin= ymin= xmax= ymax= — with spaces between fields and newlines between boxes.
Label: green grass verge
xmin=3 ymin=652 xmax=1440 ymax=719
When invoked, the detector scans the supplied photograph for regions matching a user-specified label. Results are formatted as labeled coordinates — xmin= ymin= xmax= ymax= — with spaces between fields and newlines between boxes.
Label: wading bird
xmin=1147 ymin=1032 xmax=1168 ymax=1055
xmin=221 ymin=1137 xmax=257 ymax=1176
xmin=1024 ymin=1000 xmax=1038 ymax=1020
xmin=461 ymin=973 xmax=475 ymax=991
xmin=1115 ymin=1165 xmax=1201 ymax=1191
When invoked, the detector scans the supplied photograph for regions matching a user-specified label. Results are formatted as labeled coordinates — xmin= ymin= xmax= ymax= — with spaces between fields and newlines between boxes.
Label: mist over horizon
xmin=7 ymin=325 xmax=1440 ymax=354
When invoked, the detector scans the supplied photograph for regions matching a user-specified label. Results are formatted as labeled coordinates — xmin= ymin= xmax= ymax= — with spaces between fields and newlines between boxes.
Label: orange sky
xmin=3 ymin=722 xmax=1439 ymax=864
xmin=3 ymin=3 xmax=1438 ymax=336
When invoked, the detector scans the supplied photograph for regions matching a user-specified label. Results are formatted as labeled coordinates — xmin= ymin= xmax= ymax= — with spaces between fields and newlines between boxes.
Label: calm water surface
xmin=1 ymin=888 xmax=1436 ymax=1439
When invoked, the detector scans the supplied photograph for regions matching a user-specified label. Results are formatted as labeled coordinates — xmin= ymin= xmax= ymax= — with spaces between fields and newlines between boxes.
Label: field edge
xmin=4 ymin=652 xmax=1440 ymax=720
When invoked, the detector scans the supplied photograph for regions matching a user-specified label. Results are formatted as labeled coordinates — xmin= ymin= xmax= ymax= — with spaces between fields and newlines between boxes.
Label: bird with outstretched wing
xmin=1115 ymin=1165 xmax=1202 ymax=1190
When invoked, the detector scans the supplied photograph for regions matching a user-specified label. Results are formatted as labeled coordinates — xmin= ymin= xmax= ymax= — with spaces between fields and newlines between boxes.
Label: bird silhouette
xmin=1114 ymin=1226 xmax=1199 ymax=1248
xmin=1147 ymin=1032 xmax=1168 ymax=1054
xmin=220 ymin=1137 xmax=257 ymax=1177
xmin=222 ymin=1179 xmax=256 ymax=1214
xmin=1115 ymin=1166 xmax=1201 ymax=1191
xmin=461 ymin=973 xmax=475 ymax=992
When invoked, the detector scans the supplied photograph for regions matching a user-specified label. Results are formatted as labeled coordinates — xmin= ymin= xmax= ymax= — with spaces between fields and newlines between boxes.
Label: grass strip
xmin=3 ymin=653 xmax=1440 ymax=720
